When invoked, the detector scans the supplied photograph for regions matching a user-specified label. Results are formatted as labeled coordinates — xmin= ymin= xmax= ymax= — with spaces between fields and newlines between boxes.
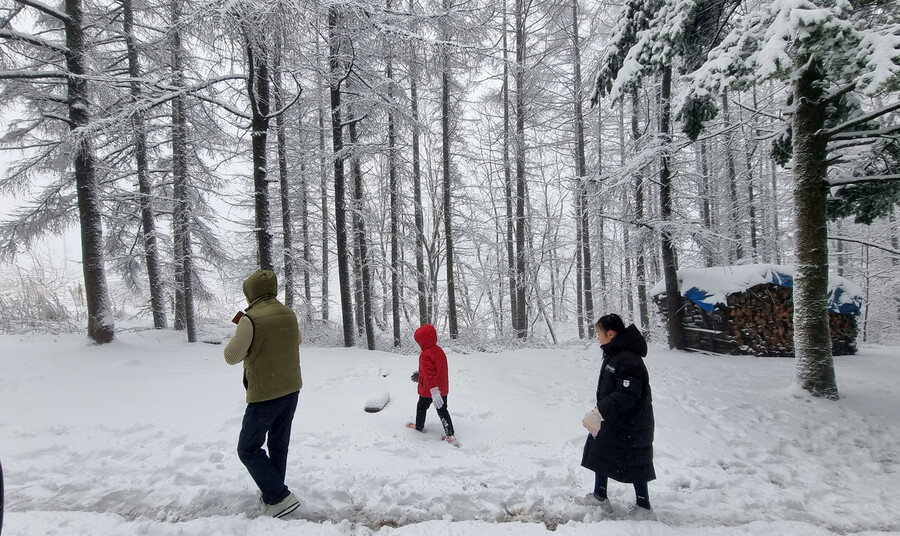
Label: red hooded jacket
xmin=415 ymin=324 xmax=449 ymax=398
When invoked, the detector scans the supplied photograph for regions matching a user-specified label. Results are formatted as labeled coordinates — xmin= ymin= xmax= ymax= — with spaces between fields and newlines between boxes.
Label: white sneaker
xmin=626 ymin=504 xmax=656 ymax=521
xmin=263 ymin=492 xmax=300 ymax=518
xmin=443 ymin=435 xmax=460 ymax=447
xmin=576 ymin=493 xmax=613 ymax=513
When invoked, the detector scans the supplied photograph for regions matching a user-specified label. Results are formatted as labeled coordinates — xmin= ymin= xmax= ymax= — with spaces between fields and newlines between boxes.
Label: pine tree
xmin=685 ymin=0 xmax=900 ymax=399
xmin=0 ymin=0 xmax=116 ymax=343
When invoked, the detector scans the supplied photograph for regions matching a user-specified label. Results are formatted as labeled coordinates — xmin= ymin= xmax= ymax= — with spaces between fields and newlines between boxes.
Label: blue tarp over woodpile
xmin=650 ymin=264 xmax=863 ymax=315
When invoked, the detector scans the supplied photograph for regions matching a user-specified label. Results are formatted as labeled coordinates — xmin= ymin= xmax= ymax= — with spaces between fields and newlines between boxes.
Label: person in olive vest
xmin=579 ymin=313 xmax=656 ymax=520
xmin=224 ymin=270 xmax=303 ymax=519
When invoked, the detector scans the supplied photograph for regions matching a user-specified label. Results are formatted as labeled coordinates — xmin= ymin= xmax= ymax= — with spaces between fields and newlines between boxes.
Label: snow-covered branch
xmin=829 ymin=174 xmax=900 ymax=187
xmin=0 ymin=28 xmax=69 ymax=54
xmin=12 ymin=0 xmax=71 ymax=23
xmin=828 ymin=235 xmax=900 ymax=256
xmin=828 ymin=125 xmax=900 ymax=142
xmin=824 ymin=101 xmax=900 ymax=139
xmin=0 ymin=70 xmax=69 ymax=80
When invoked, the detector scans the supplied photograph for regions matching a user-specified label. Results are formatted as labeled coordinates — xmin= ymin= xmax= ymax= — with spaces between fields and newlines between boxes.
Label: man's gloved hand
xmin=411 ymin=371 xmax=419 ymax=382
xmin=431 ymin=387 xmax=444 ymax=409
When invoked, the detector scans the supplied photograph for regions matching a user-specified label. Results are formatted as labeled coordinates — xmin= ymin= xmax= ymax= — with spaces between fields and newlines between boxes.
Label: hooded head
xmin=243 ymin=270 xmax=278 ymax=307
xmin=602 ymin=324 xmax=648 ymax=358
xmin=414 ymin=324 xmax=438 ymax=350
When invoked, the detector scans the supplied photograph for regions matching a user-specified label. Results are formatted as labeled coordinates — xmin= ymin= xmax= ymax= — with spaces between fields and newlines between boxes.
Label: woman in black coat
xmin=580 ymin=313 xmax=656 ymax=519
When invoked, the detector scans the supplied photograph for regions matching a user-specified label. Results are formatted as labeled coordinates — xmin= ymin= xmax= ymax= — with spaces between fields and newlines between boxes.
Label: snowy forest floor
xmin=1 ymin=329 xmax=898 ymax=536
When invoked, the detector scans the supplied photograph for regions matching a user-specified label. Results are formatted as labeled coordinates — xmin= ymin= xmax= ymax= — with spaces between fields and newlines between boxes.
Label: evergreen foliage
xmin=828 ymin=141 xmax=900 ymax=224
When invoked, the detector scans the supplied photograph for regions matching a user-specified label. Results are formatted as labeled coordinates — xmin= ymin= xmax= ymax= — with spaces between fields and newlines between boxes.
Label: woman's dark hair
xmin=596 ymin=314 xmax=626 ymax=334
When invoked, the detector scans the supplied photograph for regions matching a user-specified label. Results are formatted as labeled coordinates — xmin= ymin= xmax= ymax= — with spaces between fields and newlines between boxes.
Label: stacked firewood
xmin=655 ymin=283 xmax=858 ymax=357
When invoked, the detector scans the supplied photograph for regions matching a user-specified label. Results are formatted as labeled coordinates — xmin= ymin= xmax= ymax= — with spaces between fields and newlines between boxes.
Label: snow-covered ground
xmin=1 ymin=329 xmax=898 ymax=535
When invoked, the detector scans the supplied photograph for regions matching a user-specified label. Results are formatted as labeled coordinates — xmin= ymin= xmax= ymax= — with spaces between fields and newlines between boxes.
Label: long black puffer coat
xmin=581 ymin=324 xmax=656 ymax=483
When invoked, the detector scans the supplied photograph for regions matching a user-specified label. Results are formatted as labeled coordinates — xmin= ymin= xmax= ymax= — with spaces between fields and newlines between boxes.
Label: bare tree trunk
xmin=745 ymin=92 xmax=760 ymax=261
xmin=272 ymin=29 xmax=295 ymax=308
xmin=575 ymin=195 xmax=585 ymax=339
xmin=349 ymin=107 xmax=375 ymax=350
xmin=619 ymin=103 xmax=634 ymax=320
xmin=502 ymin=0 xmax=517 ymax=335
xmin=889 ymin=212 xmax=900 ymax=323
xmin=122 ymin=0 xmax=166 ymax=329
xmin=571 ymin=0 xmax=593 ymax=333
xmin=442 ymin=0 xmax=459 ymax=339
xmin=771 ymin=148 xmax=782 ymax=265
xmin=317 ymin=37 xmax=330 ymax=321
xmin=792 ymin=56 xmax=838 ymax=399
xmin=387 ymin=0 xmax=401 ymax=347
xmin=513 ymin=0 xmax=528 ymax=339
xmin=631 ymin=90 xmax=650 ymax=332
xmin=834 ymin=220 xmax=845 ymax=277
xmin=247 ymin=37 xmax=273 ymax=271
xmin=328 ymin=6 xmax=355 ymax=346
xmin=170 ymin=0 xmax=195 ymax=342
xmin=622 ymin=189 xmax=634 ymax=317
xmin=721 ymin=93 xmax=743 ymax=263
xmin=698 ymin=139 xmax=714 ymax=267
xmin=409 ymin=0 xmax=428 ymax=327
xmin=66 ymin=0 xmax=114 ymax=343
xmin=301 ymin=154 xmax=312 ymax=317
xmin=592 ymin=105 xmax=601 ymax=316
xmin=659 ymin=66 xmax=684 ymax=349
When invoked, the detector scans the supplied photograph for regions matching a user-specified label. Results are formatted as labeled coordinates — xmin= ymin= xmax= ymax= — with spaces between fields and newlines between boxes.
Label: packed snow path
xmin=1 ymin=330 xmax=898 ymax=535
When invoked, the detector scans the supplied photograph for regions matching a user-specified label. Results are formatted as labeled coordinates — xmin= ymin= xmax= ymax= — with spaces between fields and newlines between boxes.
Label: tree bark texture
xmin=66 ymin=0 xmax=115 ymax=343
xmin=514 ymin=0 xmax=528 ymax=339
xmin=721 ymin=93 xmax=744 ymax=262
xmin=409 ymin=0 xmax=429 ymax=327
xmin=349 ymin=111 xmax=375 ymax=350
xmin=273 ymin=32 xmax=295 ymax=308
xmin=659 ymin=66 xmax=685 ymax=349
xmin=386 ymin=2 xmax=401 ymax=347
xmin=442 ymin=0 xmax=459 ymax=339
xmin=329 ymin=7 xmax=355 ymax=346
xmin=170 ymin=0 xmax=195 ymax=342
xmin=631 ymin=90 xmax=650 ymax=332
xmin=122 ymin=0 xmax=166 ymax=329
xmin=792 ymin=56 xmax=838 ymax=400
xmin=247 ymin=39 xmax=273 ymax=272
xmin=316 ymin=34 xmax=330 ymax=322
xmin=501 ymin=0 xmax=517 ymax=335
xmin=572 ymin=0 xmax=593 ymax=334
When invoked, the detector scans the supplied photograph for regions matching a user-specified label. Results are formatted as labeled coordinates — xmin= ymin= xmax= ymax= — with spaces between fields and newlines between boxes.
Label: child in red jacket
xmin=406 ymin=324 xmax=459 ymax=446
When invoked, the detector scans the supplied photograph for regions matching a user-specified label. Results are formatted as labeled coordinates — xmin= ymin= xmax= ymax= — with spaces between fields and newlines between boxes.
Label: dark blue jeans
xmin=237 ymin=391 xmax=299 ymax=505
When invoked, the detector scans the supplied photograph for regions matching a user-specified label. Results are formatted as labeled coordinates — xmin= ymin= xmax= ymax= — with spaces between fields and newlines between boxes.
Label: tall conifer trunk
xmin=66 ymin=0 xmax=114 ymax=343
xmin=513 ymin=0 xmax=528 ymax=339
xmin=659 ymin=66 xmax=684 ymax=349
xmin=170 ymin=0 xmax=195 ymax=342
xmin=442 ymin=0 xmax=459 ymax=338
xmin=631 ymin=91 xmax=650 ymax=332
xmin=502 ymin=0 xmax=517 ymax=335
xmin=122 ymin=0 xmax=166 ymax=329
xmin=571 ymin=0 xmax=593 ymax=334
xmin=272 ymin=30 xmax=295 ymax=308
xmin=349 ymin=107 xmax=375 ymax=350
xmin=316 ymin=32 xmax=330 ymax=322
xmin=387 ymin=0 xmax=401 ymax=347
xmin=247 ymin=40 xmax=273 ymax=271
xmin=721 ymin=93 xmax=743 ymax=262
xmin=409 ymin=0 xmax=428 ymax=326
xmin=329 ymin=7 xmax=355 ymax=346
xmin=792 ymin=57 xmax=838 ymax=399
